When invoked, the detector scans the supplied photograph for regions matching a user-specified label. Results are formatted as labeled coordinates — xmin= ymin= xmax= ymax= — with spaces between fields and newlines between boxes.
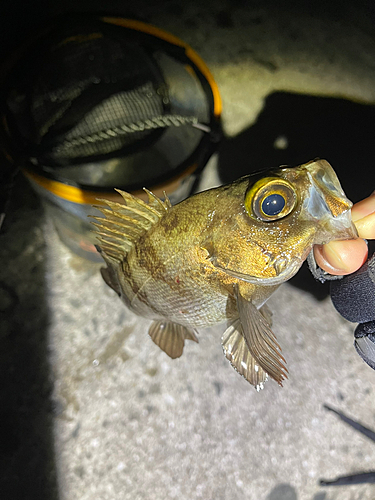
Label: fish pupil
xmin=261 ymin=193 xmax=285 ymax=216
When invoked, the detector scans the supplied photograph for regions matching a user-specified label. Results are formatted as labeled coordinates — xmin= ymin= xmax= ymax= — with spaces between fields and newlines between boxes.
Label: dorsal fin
xmin=91 ymin=188 xmax=171 ymax=262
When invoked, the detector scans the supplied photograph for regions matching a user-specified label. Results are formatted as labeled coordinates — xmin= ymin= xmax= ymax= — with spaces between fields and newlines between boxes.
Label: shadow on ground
xmin=218 ymin=91 xmax=375 ymax=299
xmin=0 ymin=177 xmax=58 ymax=499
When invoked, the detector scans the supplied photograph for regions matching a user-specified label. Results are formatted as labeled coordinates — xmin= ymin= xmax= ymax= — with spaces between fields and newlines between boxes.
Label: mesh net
xmin=4 ymin=17 xmax=201 ymax=168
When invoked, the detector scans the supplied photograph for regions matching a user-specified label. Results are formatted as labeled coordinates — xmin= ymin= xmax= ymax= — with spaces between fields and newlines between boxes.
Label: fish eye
xmin=261 ymin=193 xmax=286 ymax=216
xmin=245 ymin=177 xmax=297 ymax=221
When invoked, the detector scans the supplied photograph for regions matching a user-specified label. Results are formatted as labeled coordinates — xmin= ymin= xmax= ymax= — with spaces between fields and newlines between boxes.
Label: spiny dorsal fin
xmin=143 ymin=188 xmax=172 ymax=212
xmin=92 ymin=188 xmax=171 ymax=262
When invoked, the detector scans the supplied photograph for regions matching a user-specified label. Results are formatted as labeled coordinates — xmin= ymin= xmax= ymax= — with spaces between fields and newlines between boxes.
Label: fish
xmin=92 ymin=159 xmax=357 ymax=390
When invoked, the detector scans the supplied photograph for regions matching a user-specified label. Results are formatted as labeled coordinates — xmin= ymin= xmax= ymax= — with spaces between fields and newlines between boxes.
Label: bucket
xmin=1 ymin=14 xmax=222 ymax=261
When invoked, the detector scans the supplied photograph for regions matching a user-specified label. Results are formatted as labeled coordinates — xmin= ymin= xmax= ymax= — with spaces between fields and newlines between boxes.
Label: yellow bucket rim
xmin=23 ymin=161 xmax=199 ymax=205
xmin=101 ymin=16 xmax=222 ymax=118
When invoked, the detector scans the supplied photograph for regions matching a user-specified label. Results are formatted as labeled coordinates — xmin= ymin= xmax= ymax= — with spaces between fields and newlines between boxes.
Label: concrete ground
xmin=1 ymin=1 xmax=375 ymax=499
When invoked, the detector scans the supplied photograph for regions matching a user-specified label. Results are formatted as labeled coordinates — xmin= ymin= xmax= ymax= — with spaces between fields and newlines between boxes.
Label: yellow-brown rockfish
xmin=93 ymin=159 xmax=357 ymax=390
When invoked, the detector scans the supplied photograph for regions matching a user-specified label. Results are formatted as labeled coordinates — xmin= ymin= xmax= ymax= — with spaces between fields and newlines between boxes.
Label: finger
xmin=351 ymin=192 xmax=375 ymax=222
xmin=351 ymin=193 xmax=375 ymax=239
xmin=354 ymin=213 xmax=375 ymax=239
xmin=314 ymin=238 xmax=368 ymax=275
xmin=313 ymin=193 xmax=374 ymax=275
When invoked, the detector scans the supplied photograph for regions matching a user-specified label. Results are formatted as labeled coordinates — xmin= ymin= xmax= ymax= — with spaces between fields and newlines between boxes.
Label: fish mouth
xmin=303 ymin=159 xmax=358 ymax=242
xmin=327 ymin=212 xmax=358 ymax=240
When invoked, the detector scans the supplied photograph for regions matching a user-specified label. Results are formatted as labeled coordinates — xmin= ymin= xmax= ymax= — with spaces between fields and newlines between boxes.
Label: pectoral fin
xmin=222 ymin=319 xmax=268 ymax=391
xmin=235 ymin=288 xmax=288 ymax=386
xmin=148 ymin=321 xmax=198 ymax=359
xmin=259 ymin=303 xmax=273 ymax=326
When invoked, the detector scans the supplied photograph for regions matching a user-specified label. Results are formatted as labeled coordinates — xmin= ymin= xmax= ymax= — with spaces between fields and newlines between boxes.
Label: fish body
xmin=94 ymin=159 xmax=356 ymax=390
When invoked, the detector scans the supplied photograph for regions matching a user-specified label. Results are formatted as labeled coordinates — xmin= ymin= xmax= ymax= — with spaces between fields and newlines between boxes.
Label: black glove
xmin=307 ymin=240 xmax=375 ymax=370
xmin=330 ymin=240 xmax=375 ymax=370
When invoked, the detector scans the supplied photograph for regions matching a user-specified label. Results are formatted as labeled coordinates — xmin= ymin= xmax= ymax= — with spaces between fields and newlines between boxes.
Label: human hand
xmin=314 ymin=193 xmax=375 ymax=275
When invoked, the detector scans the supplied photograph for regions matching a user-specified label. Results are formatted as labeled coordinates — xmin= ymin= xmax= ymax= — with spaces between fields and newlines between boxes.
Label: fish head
xmin=230 ymin=159 xmax=357 ymax=285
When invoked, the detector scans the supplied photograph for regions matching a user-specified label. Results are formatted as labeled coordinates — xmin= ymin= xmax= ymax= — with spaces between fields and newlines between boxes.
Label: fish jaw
xmin=322 ymin=211 xmax=358 ymax=242
xmin=216 ymin=255 xmax=303 ymax=286
xmin=302 ymin=159 xmax=358 ymax=244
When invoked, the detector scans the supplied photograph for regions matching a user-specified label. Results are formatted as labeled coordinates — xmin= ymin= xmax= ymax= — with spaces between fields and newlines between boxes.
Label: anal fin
xmin=148 ymin=321 xmax=198 ymax=359
xmin=222 ymin=319 xmax=268 ymax=391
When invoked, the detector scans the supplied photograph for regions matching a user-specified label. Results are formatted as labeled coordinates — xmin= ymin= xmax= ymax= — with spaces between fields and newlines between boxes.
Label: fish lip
xmin=327 ymin=213 xmax=358 ymax=240
xmin=304 ymin=173 xmax=351 ymax=220
xmin=303 ymin=160 xmax=357 ymax=242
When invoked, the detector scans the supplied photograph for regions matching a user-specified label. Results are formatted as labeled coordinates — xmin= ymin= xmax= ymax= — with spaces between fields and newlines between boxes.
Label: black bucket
xmin=1 ymin=14 xmax=222 ymax=260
